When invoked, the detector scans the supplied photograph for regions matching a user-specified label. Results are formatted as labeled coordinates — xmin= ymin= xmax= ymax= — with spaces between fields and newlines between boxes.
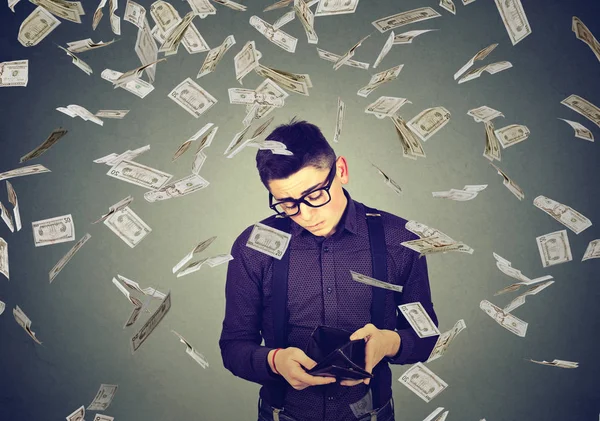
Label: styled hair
xmin=256 ymin=117 xmax=337 ymax=191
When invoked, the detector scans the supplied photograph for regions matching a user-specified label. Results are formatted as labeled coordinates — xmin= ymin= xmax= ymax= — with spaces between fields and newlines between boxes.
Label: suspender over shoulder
xmin=269 ymin=206 xmax=389 ymax=412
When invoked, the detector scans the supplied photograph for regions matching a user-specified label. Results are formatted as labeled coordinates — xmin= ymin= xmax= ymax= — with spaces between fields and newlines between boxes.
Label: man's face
xmin=268 ymin=156 xmax=349 ymax=238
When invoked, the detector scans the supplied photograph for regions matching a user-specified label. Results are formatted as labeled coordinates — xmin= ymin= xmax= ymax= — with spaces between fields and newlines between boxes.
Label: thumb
xmin=296 ymin=351 xmax=318 ymax=370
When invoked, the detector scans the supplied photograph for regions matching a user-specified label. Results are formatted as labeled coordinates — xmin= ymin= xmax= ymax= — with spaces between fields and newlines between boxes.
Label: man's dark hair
xmin=256 ymin=117 xmax=337 ymax=191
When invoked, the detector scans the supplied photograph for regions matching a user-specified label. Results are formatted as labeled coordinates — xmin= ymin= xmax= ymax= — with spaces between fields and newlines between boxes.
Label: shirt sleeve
xmin=218 ymin=232 xmax=283 ymax=385
xmin=386 ymin=246 xmax=439 ymax=365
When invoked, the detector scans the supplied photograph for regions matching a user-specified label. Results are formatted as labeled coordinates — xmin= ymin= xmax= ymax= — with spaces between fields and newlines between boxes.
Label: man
xmin=219 ymin=118 xmax=439 ymax=421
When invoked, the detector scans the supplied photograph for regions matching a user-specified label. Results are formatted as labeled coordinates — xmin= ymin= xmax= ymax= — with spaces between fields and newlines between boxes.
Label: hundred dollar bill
xmin=458 ymin=61 xmax=512 ymax=84
xmin=494 ymin=124 xmax=530 ymax=148
xmin=66 ymin=405 xmax=85 ymax=421
xmin=87 ymin=384 xmax=118 ymax=411
xmin=398 ymin=362 xmax=447 ymax=402
xmin=0 ymin=164 xmax=50 ymax=182
xmin=572 ymin=17 xmax=600 ymax=62
xmin=124 ymin=0 xmax=146 ymax=28
xmin=399 ymin=302 xmax=440 ymax=338
xmin=315 ymin=0 xmax=358 ymax=16
xmin=479 ymin=299 xmax=527 ymax=337
xmin=144 ymin=173 xmax=210 ymax=202
xmin=490 ymin=163 xmax=523 ymax=200
xmin=250 ymin=15 xmax=297 ymax=53
xmin=503 ymin=280 xmax=554 ymax=313
xmin=407 ymin=106 xmax=451 ymax=141
xmin=57 ymin=45 xmax=92 ymax=75
xmin=95 ymin=110 xmax=129 ymax=119
xmin=246 ymin=222 xmax=291 ymax=260
xmin=333 ymin=33 xmax=371 ymax=71
xmin=49 ymin=233 xmax=91 ymax=283
xmin=130 ymin=290 xmax=171 ymax=353
xmin=172 ymin=236 xmax=217 ymax=274
xmin=427 ymin=319 xmax=466 ymax=362
xmin=18 ymin=6 xmax=61 ymax=47
xmin=32 ymin=214 xmax=75 ymax=247
xmin=176 ymin=253 xmax=233 ymax=277
xmin=365 ymin=96 xmax=410 ymax=119
xmin=560 ymin=94 xmax=600 ymax=129
xmin=432 ymin=185 xmax=487 ymax=201
xmin=168 ymin=77 xmax=217 ymax=118
xmin=439 ymin=0 xmax=456 ymax=15
xmin=0 ymin=238 xmax=8 ymax=280
xmin=294 ymin=0 xmax=318 ymax=44
xmin=0 ymin=202 xmax=14 ymax=233
xmin=172 ymin=123 xmax=214 ymax=161
xmin=172 ymin=330 xmax=209 ymax=368
xmin=582 ymin=239 xmax=600 ymax=261
xmin=528 ymin=359 xmax=578 ymax=369
xmin=393 ymin=29 xmax=437 ymax=45
xmin=316 ymin=48 xmax=369 ymax=69
xmin=6 ymin=181 xmax=21 ymax=232
xmin=557 ymin=118 xmax=593 ymax=141
xmin=483 ymin=121 xmax=501 ymax=161
xmin=468 ymin=105 xmax=504 ymax=123
xmin=234 ymin=41 xmax=261 ymax=84
xmin=197 ymin=34 xmax=236 ymax=78
xmin=66 ymin=38 xmax=117 ymax=53
xmin=101 ymin=69 xmax=155 ymax=98
xmin=536 ymin=229 xmax=572 ymax=268
xmin=349 ymin=270 xmax=403 ymax=293
xmin=108 ymin=159 xmax=172 ymax=190
xmin=493 ymin=0 xmax=531 ymax=45
xmin=372 ymin=7 xmax=441 ymax=33
xmin=533 ymin=195 xmax=591 ymax=234
xmin=13 ymin=305 xmax=42 ymax=344
xmin=0 ymin=60 xmax=28 ymax=87
xmin=371 ymin=162 xmax=403 ymax=196
xmin=333 ymin=97 xmax=345 ymax=143
xmin=103 ymin=206 xmax=151 ymax=248
xmin=454 ymin=43 xmax=498 ymax=80
xmin=20 ymin=127 xmax=67 ymax=163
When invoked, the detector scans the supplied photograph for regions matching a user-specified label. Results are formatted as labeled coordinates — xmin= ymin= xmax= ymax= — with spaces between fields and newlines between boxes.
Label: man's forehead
xmin=269 ymin=166 xmax=327 ymax=199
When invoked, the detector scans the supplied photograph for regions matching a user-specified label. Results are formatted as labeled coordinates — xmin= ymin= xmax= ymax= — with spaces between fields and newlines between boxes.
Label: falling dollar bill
xmin=533 ymin=195 xmax=592 ymax=234
xmin=427 ymin=319 xmax=466 ymax=362
xmin=130 ymin=290 xmax=171 ymax=353
xmin=480 ymin=299 xmax=527 ymax=337
xmin=536 ymin=229 xmax=572 ymax=267
xmin=32 ymin=214 xmax=75 ymax=247
xmin=399 ymin=302 xmax=440 ymax=338
xmin=49 ymin=233 xmax=91 ymax=283
xmin=87 ymin=384 xmax=118 ymax=411
xmin=246 ymin=222 xmax=291 ymax=260
xmin=349 ymin=270 xmax=404 ymax=293
xmin=398 ymin=362 xmax=448 ymax=402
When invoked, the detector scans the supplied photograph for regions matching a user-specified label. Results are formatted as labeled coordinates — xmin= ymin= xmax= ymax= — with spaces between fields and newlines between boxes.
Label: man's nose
xmin=297 ymin=202 xmax=315 ymax=220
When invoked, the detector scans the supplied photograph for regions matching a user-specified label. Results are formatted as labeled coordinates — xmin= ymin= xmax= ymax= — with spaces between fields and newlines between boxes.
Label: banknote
xmin=432 ymin=185 xmax=487 ymax=201
xmin=158 ymin=11 xmax=195 ymax=54
xmin=19 ymin=127 xmax=68 ymax=163
xmin=493 ymin=0 xmax=531 ymax=45
xmin=13 ymin=305 xmax=42 ymax=344
xmin=272 ymin=9 xmax=295 ymax=30
xmin=131 ymin=290 xmax=171 ymax=353
xmin=467 ymin=105 xmax=504 ymax=123
xmin=250 ymin=15 xmax=297 ymax=53
xmin=536 ymin=229 xmax=572 ymax=267
xmin=493 ymin=252 xmax=553 ymax=288
xmin=67 ymin=38 xmax=117 ymax=54
xmin=293 ymin=0 xmax=318 ymax=44
xmin=558 ymin=118 xmax=593 ymax=141
xmin=211 ymin=0 xmax=246 ymax=11
xmin=172 ymin=236 xmax=217 ymax=273
xmin=349 ymin=270 xmax=403 ymax=293
xmin=479 ymin=299 xmax=527 ymax=337
xmin=6 ymin=181 xmax=21 ymax=232
xmin=528 ymin=359 xmax=578 ymax=369
xmin=66 ymin=405 xmax=85 ymax=421
xmin=134 ymin=19 xmax=157 ymax=83
xmin=101 ymin=69 xmax=155 ymax=98
xmin=246 ymin=222 xmax=291 ymax=260
xmin=172 ymin=123 xmax=215 ymax=161
xmin=494 ymin=124 xmax=530 ymax=148
xmin=458 ymin=61 xmax=512 ymax=84
xmin=87 ymin=384 xmax=118 ymax=411
xmin=124 ymin=0 xmax=146 ymax=28
xmin=333 ymin=97 xmax=345 ymax=143
xmin=316 ymin=48 xmax=369 ymax=70
xmin=0 ymin=238 xmax=8 ymax=280
xmin=490 ymin=163 xmax=523 ymax=200
xmin=427 ymin=319 xmax=466 ymax=362
xmin=103 ymin=206 xmax=151 ymax=248
xmin=393 ymin=29 xmax=437 ymax=45
xmin=234 ymin=40 xmax=261 ymax=84
xmin=57 ymin=45 xmax=92 ymax=75
xmin=168 ymin=77 xmax=217 ymax=118
xmin=49 ymin=233 xmax=91 ymax=283
xmin=18 ymin=7 xmax=61 ymax=47
xmin=108 ymin=159 xmax=173 ymax=190
xmin=407 ymin=107 xmax=451 ymax=141
xmin=0 ymin=59 xmax=28 ymax=87
xmin=533 ymin=195 xmax=592 ymax=234
xmin=398 ymin=362 xmax=448 ymax=402
xmin=0 ymin=202 xmax=14 ymax=233
xmin=93 ymin=414 xmax=115 ymax=421
xmin=454 ymin=43 xmax=498 ymax=80
xmin=254 ymin=64 xmax=310 ymax=96
xmin=365 ymin=96 xmax=410 ymax=119
xmin=94 ymin=110 xmax=129 ymax=119
xmin=503 ymin=280 xmax=554 ymax=313
xmin=315 ymin=0 xmax=358 ymax=16
xmin=32 ymin=214 xmax=75 ymax=247
xmin=104 ymin=145 xmax=151 ymax=167
xmin=117 ymin=274 xmax=166 ymax=300
xmin=176 ymin=253 xmax=233 ymax=277
xmin=582 ymin=239 xmax=600 ymax=261
xmin=0 ymin=300 xmax=4 ymax=315
xmin=197 ymin=34 xmax=236 ymax=78
xmin=357 ymin=64 xmax=404 ymax=97
xmin=423 ymin=407 xmax=449 ymax=421
xmin=186 ymin=0 xmax=216 ymax=15
xmin=399 ymin=302 xmax=440 ymax=338
xmin=391 ymin=114 xmax=426 ymax=159
xmin=180 ymin=22 xmax=210 ymax=54
xmin=372 ymin=7 xmax=441 ymax=33
xmin=560 ymin=94 xmax=600 ymax=129
xmin=333 ymin=33 xmax=371 ymax=71
xmin=57 ymin=104 xmax=104 ymax=125
xmin=439 ymin=0 xmax=456 ymax=15
xmin=172 ymin=330 xmax=209 ymax=368
xmin=0 ymin=164 xmax=50 ymax=182
xmin=144 ymin=173 xmax=210 ymax=202
xmin=371 ymin=162 xmax=403 ymax=196
xmin=572 ymin=16 xmax=600 ymax=62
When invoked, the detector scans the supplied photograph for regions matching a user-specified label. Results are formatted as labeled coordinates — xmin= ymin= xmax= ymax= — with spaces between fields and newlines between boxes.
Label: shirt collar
xmin=289 ymin=187 xmax=358 ymax=238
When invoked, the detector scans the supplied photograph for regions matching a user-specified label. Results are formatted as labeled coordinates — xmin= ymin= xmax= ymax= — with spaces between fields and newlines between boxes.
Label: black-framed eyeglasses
xmin=269 ymin=161 xmax=337 ymax=218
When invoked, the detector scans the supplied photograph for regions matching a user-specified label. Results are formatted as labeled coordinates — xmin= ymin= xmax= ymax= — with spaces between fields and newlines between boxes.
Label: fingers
xmin=295 ymin=370 xmax=336 ymax=386
xmin=340 ymin=379 xmax=364 ymax=387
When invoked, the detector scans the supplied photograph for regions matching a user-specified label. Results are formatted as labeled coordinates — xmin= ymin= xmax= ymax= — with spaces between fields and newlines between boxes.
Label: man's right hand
xmin=269 ymin=347 xmax=336 ymax=390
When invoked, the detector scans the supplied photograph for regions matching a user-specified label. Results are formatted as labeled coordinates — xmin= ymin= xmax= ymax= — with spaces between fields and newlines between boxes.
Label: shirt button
xmin=327 ymin=287 xmax=332 ymax=294
xmin=323 ymin=246 xmax=329 ymax=252
xmin=327 ymin=396 xmax=334 ymax=401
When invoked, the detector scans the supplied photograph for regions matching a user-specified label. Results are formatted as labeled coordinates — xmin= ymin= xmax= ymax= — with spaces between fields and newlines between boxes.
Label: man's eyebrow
xmin=273 ymin=181 xmax=325 ymax=202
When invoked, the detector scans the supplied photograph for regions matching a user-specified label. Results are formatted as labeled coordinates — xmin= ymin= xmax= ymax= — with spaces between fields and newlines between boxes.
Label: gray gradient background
xmin=1 ymin=0 xmax=599 ymax=420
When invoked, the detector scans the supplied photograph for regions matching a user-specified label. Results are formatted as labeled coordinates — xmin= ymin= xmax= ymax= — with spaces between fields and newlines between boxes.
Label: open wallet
xmin=304 ymin=325 xmax=374 ymax=380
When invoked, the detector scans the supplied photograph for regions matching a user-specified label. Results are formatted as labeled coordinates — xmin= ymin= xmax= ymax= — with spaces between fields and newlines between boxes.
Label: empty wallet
xmin=305 ymin=325 xmax=374 ymax=380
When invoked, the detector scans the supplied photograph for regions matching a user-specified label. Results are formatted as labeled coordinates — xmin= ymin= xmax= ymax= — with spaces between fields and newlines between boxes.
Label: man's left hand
xmin=339 ymin=323 xmax=398 ymax=387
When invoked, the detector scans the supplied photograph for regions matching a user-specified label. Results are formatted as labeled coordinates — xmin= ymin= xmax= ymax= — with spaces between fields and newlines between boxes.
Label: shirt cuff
xmin=254 ymin=347 xmax=281 ymax=381
xmin=386 ymin=329 xmax=416 ymax=364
